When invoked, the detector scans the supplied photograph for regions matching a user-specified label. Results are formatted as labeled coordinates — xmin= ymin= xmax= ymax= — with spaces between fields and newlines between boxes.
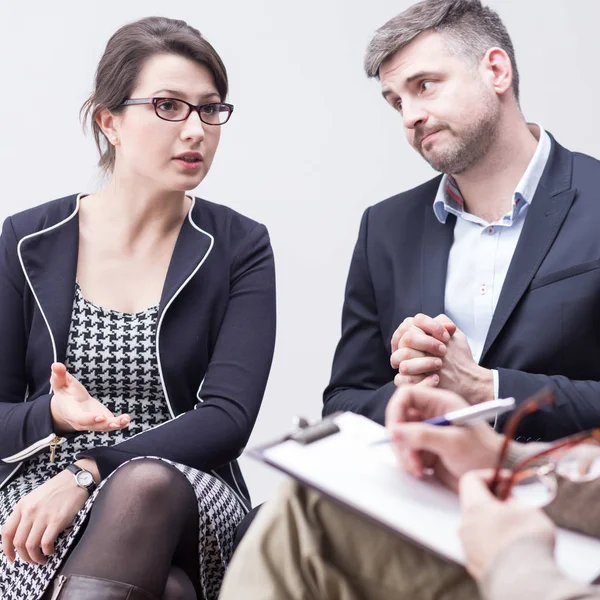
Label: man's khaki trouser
xmin=220 ymin=480 xmax=481 ymax=600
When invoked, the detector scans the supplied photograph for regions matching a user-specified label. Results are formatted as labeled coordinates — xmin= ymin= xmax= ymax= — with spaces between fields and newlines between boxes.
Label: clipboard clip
xmin=253 ymin=412 xmax=345 ymax=455
xmin=288 ymin=412 xmax=343 ymax=445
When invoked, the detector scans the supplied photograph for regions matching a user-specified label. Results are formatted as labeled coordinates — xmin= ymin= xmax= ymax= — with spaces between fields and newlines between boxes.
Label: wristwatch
xmin=66 ymin=464 xmax=97 ymax=495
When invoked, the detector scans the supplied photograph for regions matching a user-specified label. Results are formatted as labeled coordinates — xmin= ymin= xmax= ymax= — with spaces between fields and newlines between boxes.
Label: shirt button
xmin=487 ymin=227 xmax=494 ymax=235
xmin=480 ymin=284 xmax=487 ymax=295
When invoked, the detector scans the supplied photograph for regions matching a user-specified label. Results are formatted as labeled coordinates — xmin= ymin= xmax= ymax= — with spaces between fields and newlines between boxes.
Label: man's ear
xmin=481 ymin=47 xmax=513 ymax=98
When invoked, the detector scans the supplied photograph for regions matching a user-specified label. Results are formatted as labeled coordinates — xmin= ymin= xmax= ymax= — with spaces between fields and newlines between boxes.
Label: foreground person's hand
xmin=385 ymin=386 xmax=502 ymax=489
xmin=459 ymin=469 xmax=556 ymax=581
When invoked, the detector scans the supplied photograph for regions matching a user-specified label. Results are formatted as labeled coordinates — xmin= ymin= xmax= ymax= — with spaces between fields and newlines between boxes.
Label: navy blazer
xmin=324 ymin=134 xmax=600 ymax=441
xmin=0 ymin=194 xmax=276 ymax=509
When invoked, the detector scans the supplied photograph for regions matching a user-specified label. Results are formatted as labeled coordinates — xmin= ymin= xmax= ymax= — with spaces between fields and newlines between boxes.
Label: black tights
xmin=59 ymin=459 xmax=200 ymax=599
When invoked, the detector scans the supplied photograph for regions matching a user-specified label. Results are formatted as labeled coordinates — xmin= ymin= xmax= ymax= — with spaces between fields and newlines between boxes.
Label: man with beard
xmin=223 ymin=0 xmax=600 ymax=597
xmin=322 ymin=0 xmax=600 ymax=441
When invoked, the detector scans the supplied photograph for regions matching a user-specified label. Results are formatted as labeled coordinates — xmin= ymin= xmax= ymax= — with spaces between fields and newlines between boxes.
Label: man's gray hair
xmin=364 ymin=0 xmax=520 ymax=102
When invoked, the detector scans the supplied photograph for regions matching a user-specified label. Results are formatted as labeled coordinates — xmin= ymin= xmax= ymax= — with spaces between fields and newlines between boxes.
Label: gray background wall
xmin=0 ymin=0 xmax=597 ymax=504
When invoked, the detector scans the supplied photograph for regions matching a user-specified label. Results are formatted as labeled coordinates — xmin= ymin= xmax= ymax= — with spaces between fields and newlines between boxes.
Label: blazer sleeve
xmin=496 ymin=370 xmax=600 ymax=440
xmin=485 ymin=443 xmax=600 ymax=600
xmin=0 ymin=217 xmax=56 ymax=463
xmin=322 ymin=208 xmax=397 ymax=424
xmin=482 ymin=538 xmax=600 ymax=600
xmin=79 ymin=223 xmax=276 ymax=479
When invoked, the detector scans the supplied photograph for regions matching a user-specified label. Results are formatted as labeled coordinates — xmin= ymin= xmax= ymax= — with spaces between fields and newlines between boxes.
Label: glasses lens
xmin=555 ymin=441 xmax=600 ymax=482
xmin=510 ymin=468 xmax=557 ymax=507
xmin=155 ymin=99 xmax=189 ymax=121
xmin=200 ymin=103 xmax=231 ymax=125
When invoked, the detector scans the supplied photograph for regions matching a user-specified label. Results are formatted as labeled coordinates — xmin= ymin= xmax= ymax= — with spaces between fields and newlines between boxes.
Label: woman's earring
xmin=112 ymin=136 xmax=118 ymax=144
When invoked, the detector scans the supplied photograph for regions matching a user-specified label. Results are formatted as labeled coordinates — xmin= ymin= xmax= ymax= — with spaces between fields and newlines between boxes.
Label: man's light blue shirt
xmin=432 ymin=124 xmax=552 ymax=399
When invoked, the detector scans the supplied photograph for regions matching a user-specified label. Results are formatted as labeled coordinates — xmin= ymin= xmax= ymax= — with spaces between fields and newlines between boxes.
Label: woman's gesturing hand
xmin=1 ymin=468 xmax=91 ymax=565
xmin=49 ymin=362 xmax=130 ymax=433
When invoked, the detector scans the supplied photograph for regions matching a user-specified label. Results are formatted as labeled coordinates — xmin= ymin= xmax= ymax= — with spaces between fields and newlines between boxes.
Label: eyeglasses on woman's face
xmin=121 ymin=97 xmax=234 ymax=125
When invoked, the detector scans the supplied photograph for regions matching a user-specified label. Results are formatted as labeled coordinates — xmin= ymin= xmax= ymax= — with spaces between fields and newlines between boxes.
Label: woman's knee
xmin=102 ymin=459 xmax=195 ymax=511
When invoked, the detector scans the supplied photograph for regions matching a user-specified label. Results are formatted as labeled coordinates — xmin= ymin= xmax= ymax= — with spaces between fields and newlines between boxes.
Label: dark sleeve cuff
xmin=0 ymin=394 xmax=56 ymax=462
xmin=76 ymin=446 xmax=139 ymax=481
xmin=323 ymin=381 xmax=397 ymax=425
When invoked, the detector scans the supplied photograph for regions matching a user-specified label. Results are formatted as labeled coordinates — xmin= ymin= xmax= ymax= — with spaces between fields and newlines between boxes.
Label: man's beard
xmin=414 ymin=94 xmax=500 ymax=175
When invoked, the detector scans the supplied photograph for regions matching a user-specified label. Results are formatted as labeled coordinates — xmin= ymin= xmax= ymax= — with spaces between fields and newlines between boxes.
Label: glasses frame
xmin=491 ymin=387 xmax=600 ymax=500
xmin=121 ymin=97 xmax=234 ymax=125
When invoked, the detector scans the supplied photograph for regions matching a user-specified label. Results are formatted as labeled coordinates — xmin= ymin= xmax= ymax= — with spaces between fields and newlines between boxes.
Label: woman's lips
xmin=173 ymin=154 xmax=204 ymax=170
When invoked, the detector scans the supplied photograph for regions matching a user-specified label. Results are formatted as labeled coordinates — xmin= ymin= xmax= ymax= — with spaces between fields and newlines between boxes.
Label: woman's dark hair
xmin=81 ymin=16 xmax=228 ymax=173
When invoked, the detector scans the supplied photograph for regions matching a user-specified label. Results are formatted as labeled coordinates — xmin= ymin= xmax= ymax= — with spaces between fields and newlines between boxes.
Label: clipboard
xmin=250 ymin=411 xmax=600 ymax=584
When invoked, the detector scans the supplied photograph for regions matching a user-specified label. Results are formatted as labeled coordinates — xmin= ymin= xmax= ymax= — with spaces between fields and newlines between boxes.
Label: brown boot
xmin=47 ymin=574 xmax=160 ymax=599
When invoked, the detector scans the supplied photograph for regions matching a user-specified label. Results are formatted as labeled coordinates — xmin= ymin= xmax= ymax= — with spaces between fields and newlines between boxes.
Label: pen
xmin=370 ymin=397 xmax=516 ymax=446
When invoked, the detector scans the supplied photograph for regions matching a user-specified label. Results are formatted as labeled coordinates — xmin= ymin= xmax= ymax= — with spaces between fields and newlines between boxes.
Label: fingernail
xmin=95 ymin=416 xmax=105 ymax=423
xmin=434 ymin=358 xmax=443 ymax=368
xmin=110 ymin=423 xmax=119 ymax=428
xmin=442 ymin=330 xmax=450 ymax=341
xmin=438 ymin=344 xmax=446 ymax=354
xmin=431 ymin=374 xmax=439 ymax=383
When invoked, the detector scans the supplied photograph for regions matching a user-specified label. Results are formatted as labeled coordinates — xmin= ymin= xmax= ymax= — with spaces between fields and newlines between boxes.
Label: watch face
xmin=76 ymin=471 xmax=94 ymax=487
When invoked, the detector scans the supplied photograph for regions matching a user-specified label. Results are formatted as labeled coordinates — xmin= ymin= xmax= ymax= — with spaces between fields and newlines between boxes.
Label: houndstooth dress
xmin=0 ymin=283 xmax=246 ymax=600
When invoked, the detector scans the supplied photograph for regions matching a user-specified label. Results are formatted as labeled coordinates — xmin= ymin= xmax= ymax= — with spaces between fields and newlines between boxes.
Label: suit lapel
xmin=421 ymin=205 xmax=455 ymax=318
xmin=18 ymin=195 xmax=213 ymax=368
xmin=158 ymin=199 xmax=213 ymax=319
xmin=480 ymin=138 xmax=576 ymax=362
xmin=19 ymin=197 xmax=80 ymax=363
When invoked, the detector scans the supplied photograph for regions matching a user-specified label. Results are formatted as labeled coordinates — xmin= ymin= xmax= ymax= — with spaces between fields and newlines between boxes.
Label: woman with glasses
xmin=0 ymin=16 xmax=275 ymax=600
xmin=220 ymin=385 xmax=600 ymax=600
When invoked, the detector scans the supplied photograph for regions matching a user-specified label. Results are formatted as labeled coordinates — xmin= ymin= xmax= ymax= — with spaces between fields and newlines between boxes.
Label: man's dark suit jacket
xmin=323 ymin=133 xmax=600 ymax=441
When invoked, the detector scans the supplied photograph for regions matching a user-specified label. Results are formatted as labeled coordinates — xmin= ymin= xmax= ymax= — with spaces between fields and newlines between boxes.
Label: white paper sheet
xmin=258 ymin=412 xmax=600 ymax=583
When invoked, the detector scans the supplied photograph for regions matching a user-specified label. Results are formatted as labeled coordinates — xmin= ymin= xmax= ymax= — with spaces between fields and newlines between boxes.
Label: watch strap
xmin=66 ymin=463 xmax=97 ymax=495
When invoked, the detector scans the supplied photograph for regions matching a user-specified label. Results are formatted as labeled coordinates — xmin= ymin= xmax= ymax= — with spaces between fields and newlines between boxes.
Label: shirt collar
xmin=433 ymin=123 xmax=552 ymax=225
